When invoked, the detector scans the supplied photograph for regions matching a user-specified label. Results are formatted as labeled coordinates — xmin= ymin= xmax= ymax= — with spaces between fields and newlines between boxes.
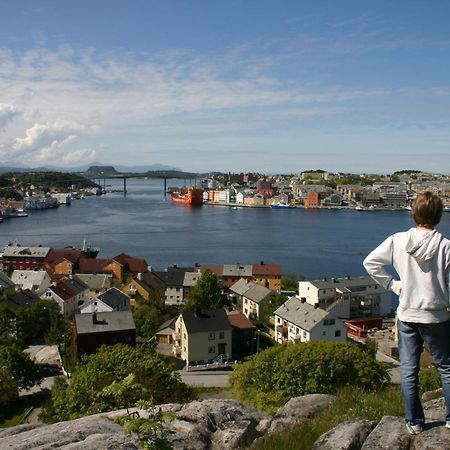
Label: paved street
xmin=178 ymin=370 xmax=231 ymax=387
xmin=376 ymin=351 xmax=401 ymax=384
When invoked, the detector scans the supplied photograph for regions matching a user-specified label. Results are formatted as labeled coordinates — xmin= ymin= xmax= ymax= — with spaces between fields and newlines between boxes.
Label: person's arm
xmin=363 ymin=235 xmax=402 ymax=295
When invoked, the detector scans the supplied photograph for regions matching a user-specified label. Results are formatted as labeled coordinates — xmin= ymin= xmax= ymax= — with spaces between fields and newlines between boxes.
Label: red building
xmin=1 ymin=245 xmax=50 ymax=271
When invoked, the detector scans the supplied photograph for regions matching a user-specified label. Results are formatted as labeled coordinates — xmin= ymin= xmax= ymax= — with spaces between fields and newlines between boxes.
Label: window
xmin=219 ymin=331 xmax=225 ymax=339
xmin=335 ymin=330 xmax=341 ymax=337
xmin=208 ymin=332 xmax=216 ymax=340
xmin=208 ymin=345 xmax=215 ymax=354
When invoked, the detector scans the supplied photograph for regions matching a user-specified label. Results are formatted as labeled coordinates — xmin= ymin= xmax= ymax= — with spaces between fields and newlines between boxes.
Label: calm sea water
xmin=1 ymin=178 xmax=450 ymax=279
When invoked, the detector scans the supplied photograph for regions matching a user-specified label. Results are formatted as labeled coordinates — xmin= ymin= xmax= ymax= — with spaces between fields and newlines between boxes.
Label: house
xmin=221 ymin=264 xmax=253 ymax=288
xmin=226 ymin=310 xmax=257 ymax=359
xmin=173 ymin=308 xmax=232 ymax=367
xmin=44 ymin=248 xmax=83 ymax=275
xmin=2 ymin=245 xmax=51 ymax=271
xmin=74 ymin=311 xmax=136 ymax=355
xmin=182 ymin=272 xmax=201 ymax=300
xmin=297 ymin=276 xmax=392 ymax=319
xmin=112 ymin=253 xmax=148 ymax=277
xmin=77 ymin=258 xmax=123 ymax=280
xmin=155 ymin=317 xmax=177 ymax=345
xmin=121 ymin=270 xmax=165 ymax=309
xmin=251 ymin=262 xmax=282 ymax=292
xmin=241 ymin=282 xmax=276 ymax=322
xmin=273 ymin=297 xmax=347 ymax=344
xmin=1 ymin=289 xmax=40 ymax=310
xmin=80 ymin=287 xmax=130 ymax=313
xmin=74 ymin=273 xmax=112 ymax=300
xmin=155 ymin=266 xmax=194 ymax=306
xmin=11 ymin=270 xmax=52 ymax=296
xmin=41 ymin=276 xmax=90 ymax=318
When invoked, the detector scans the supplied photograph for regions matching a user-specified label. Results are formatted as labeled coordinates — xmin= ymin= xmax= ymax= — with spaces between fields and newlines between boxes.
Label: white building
xmin=274 ymin=297 xmax=347 ymax=344
xmin=11 ymin=270 xmax=52 ymax=296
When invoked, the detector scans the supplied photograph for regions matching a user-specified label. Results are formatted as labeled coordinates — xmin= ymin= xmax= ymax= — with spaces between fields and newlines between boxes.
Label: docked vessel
xmin=171 ymin=187 xmax=204 ymax=205
xmin=270 ymin=202 xmax=292 ymax=209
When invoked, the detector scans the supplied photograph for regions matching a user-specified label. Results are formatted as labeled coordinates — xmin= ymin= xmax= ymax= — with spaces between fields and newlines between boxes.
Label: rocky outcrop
xmin=2 ymin=395 xmax=450 ymax=450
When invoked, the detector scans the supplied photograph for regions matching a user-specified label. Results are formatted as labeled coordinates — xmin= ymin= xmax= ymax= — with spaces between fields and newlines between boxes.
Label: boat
xmin=444 ymin=206 xmax=450 ymax=213
xmin=82 ymin=240 xmax=100 ymax=258
xmin=171 ymin=187 xmax=204 ymax=205
xmin=270 ymin=202 xmax=292 ymax=209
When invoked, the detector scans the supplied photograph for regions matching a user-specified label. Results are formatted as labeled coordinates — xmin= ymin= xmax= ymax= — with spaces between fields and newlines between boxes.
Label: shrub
xmin=419 ymin=366 xmax=441 ymax=394
xmin=229 ymin=341 xmax=389 ymax=413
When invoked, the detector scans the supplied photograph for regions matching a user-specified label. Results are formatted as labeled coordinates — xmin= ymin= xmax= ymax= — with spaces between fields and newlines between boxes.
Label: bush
xmin=41 ymin=344 xmax=191 ymax=423
xmin=419 ymin=367 xmax=441 ymax=394
xmin=229 ymin=341 xmax=389 ymax=413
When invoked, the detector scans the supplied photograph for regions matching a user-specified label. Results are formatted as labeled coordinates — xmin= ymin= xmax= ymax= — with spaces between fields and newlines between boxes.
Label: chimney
xmin=137 ymin=272 xmax=142 ymax=280
xmin=301 ymin=297 xmax=306 ymax=303
xmin=260 ymin=260 xmax=264 ymax=265
xmin=323 ymin=277 xmax=327 ymax=281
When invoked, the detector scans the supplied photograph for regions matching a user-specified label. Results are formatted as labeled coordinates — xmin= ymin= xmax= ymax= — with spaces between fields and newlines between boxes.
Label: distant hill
xmin=84 ymin=166 xmax=118 ymax=177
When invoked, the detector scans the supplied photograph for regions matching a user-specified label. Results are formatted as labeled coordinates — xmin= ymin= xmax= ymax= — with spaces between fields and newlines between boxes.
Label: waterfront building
xmin=1 ymin=244 xmax=50 ymax=271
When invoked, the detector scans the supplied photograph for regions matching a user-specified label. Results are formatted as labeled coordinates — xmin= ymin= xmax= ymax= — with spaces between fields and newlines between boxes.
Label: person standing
xmin=363 ymin=192 xmax=450 ymax=434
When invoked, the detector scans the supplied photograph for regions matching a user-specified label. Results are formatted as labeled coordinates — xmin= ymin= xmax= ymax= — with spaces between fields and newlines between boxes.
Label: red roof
xmin=198 ymin=265 xmax=224 ymax=277
xmin=78 ymin=258 xmax=116 ymax=273
xmin=113 ymin=253 xmax=148 ymax=273
xmin=252 ymin=263 xmax=282 ymax=276
xmin=226 ymin=311 xmax=256 ymax=330
xmin=46 ymin=248 xmax=83 ymax=264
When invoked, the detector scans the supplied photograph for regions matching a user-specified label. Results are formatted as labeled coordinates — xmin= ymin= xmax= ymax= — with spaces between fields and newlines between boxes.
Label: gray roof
xmin=1 ymin=289 xmax=39 ymax=310
xmin=229 ymin=278 xmax=251 ymax=296
xmin=74 ymin=274 xmax=111 ymax=290
xmin=223 ymin=264 xmax=252 ymax=277
xmin=3 ymin=245 xmax=50 ymax=258
xmin=75 ymin=311 xmax=135 ymax=334
xmin=11 ymin=270 xmax=49 ymax=289
xmin=183 ymin=272 xmax=201 ymax=287
xmin=0 ymin=272 xmax=14 ymax=289
xmin=156 ymin=316 xmax=177 ymax=333
xmin=97 ymin=288 xmax=129 ymax=309
xmin=181 ymin=308 xmax=231 ymax=334
xmin=274 ymin=297 xmax=328 ymax=331
xmin=243 ymin=283 xmax=274 ymax=303
xmin=307 ymin=276 xmax=383 ymax=292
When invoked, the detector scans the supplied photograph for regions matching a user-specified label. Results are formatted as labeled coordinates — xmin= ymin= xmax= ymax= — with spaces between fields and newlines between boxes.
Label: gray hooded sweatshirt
xmin=364 ymin=228 xmax=450 ymax=323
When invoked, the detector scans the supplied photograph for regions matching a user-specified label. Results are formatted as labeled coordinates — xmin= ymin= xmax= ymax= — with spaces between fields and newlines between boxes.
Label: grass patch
xmin=250 ymin=385 xmax=404 ymax=450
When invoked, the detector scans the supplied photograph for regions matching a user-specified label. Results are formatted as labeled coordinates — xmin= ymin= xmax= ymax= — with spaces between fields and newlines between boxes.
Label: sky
xmin=0 ymin=0 xmax=449 ymax=174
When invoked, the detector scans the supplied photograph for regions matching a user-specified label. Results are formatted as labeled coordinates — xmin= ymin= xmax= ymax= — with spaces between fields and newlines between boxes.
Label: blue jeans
xmin=398 ymin=319 xmax=450 ymax=425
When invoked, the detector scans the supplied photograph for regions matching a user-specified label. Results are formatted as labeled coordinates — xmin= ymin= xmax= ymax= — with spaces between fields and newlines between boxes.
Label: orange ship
xmin=171 ymin=187 xmax=204 ymax=205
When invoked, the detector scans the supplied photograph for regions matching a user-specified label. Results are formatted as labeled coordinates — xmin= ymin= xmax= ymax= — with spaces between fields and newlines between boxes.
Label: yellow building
xmin=173 ymin=309 xmax=232 ymax=367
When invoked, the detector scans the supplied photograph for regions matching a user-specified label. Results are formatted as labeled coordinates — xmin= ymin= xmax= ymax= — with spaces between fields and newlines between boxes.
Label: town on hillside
xmin=1 ymin=168 xmax=450 ymax=219
xmin=0 ymin=242 xmax=398 ymax=375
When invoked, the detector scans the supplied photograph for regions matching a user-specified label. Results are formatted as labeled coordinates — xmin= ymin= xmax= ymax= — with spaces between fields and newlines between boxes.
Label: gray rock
xmin=0 ymin=424 xmax=42 ymax=439
xmin=269 ymin=394 xmax=335 ymax=434
xmin=276 ymin=394 xmax=336 ymax=419
xmin=413 ymin=424 xmax=450 ymax=449
xmin=312 ymin=418 xmax=376 ymax=450
xmin=361 ymin=416 xmax=411 ymax=450
xmin=421 ymin=388 xmax=443 ymax=403
xmin=423 ymin=397 xmax=446 ymax=422
xmin=212 ymin=419 xmax=261 ymax=450
xmin=0 ymin=416 xmax=139 ymax=450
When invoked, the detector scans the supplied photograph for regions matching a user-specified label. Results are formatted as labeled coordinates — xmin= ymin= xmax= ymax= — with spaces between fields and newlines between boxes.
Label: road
xmin=376 ymin=351 xmax=401 ymax=384
xmin=178 ymin=370 xmax=231 ymax=387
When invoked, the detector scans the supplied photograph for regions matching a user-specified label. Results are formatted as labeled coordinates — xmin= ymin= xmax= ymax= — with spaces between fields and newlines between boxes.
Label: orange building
xmin=305 ymin=191 xmax=319 ymax=207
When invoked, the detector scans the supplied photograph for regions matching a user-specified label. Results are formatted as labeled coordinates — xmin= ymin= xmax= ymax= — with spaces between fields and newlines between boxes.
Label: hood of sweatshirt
xmin=405 ymin=228 xmax=442 ymax=262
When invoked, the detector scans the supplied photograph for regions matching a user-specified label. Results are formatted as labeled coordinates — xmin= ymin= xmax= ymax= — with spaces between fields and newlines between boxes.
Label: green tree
xmin=133 ymin=298 xmax=177 ymax=340
xmin=0 ymin=343 xmax=43 ymax=398
xmin=281 ymin=273 xmax=305 ymax=291
xmin=41 ymin=344 xmax=191 ymax=423
xmin=184 ymin=269 xmax=222 ymax=310
xmin=229 ymin=341 xmax=389 ymax=413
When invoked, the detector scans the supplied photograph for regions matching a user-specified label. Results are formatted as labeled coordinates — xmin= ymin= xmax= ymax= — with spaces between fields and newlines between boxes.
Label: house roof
xmin=3 ymin=245 xmax=50 ymax=258
xmin=11 ymin=270 xmax=49 ymax=290
xmin=229 ymin=278 xmax=251 ymax=296
xmin=75 ymin=311 xmax=135 ymax=334
xmin=156 ymin=316 xmax=177 ymax=333
xmin=78 ymin=258 xmax=118 ymax=273
xmin=223 ymin=264 xmax=252 ymax=277
xmin=112 ymin=253 xmax=148 ymax=273
xmin=140 ymin=271 xmax=166 ymax=290
xmin=45 ymin=248 xmax=83 ymax=264
xmin=49 ymin=277 xmax=89 ymax=301
xmin=274 ymin=297 xmax=328 ymax=331
xmin=97 ymin=288 xmax=130 ymax=309
xmin=183 ymin=272 xmax=201 ymax=287
xmin=252 ymin=263 xmax=283 ymax=276
xmin=307 ymin=276 xmax=382 ymax=292
xmin=0 ymin=271 xmax=14 ymax=289
xmin=1 ymin=289 xmax=39 ymax=310
xmin=155 ymin=268 xmax=192 ymax=287
xmin=181 ymin=308 xmax=231 ymax=334
xmin=226 ymin=311 xmax=256 ymax=330
xmin=74 ymin=274 xmax=111 ymax=290
xmin=198 ymin=265 xmax=224 ymax=277
xmin=243 ymin=283 xmax=274 ymax=303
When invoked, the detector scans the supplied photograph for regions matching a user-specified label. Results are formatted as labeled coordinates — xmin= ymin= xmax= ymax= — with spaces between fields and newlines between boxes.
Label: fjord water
xmin=1 ymin=178 xmax=450 ymax=279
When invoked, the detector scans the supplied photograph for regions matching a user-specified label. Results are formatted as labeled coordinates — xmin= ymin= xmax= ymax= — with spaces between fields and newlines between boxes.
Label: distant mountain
xmin=0 ymin=162 xmax=180 ymax=174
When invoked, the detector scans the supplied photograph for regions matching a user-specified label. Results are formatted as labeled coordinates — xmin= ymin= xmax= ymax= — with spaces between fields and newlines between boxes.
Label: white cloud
xmin=0 ymin=103 xmax=20 ymax=130
xmin=60 ymin=148 xmax=97 ymax=166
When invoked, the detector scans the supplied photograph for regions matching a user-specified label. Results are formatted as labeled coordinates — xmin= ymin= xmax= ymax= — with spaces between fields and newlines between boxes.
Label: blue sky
xmin=0 ymin=0 xmax=449 ymax=173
